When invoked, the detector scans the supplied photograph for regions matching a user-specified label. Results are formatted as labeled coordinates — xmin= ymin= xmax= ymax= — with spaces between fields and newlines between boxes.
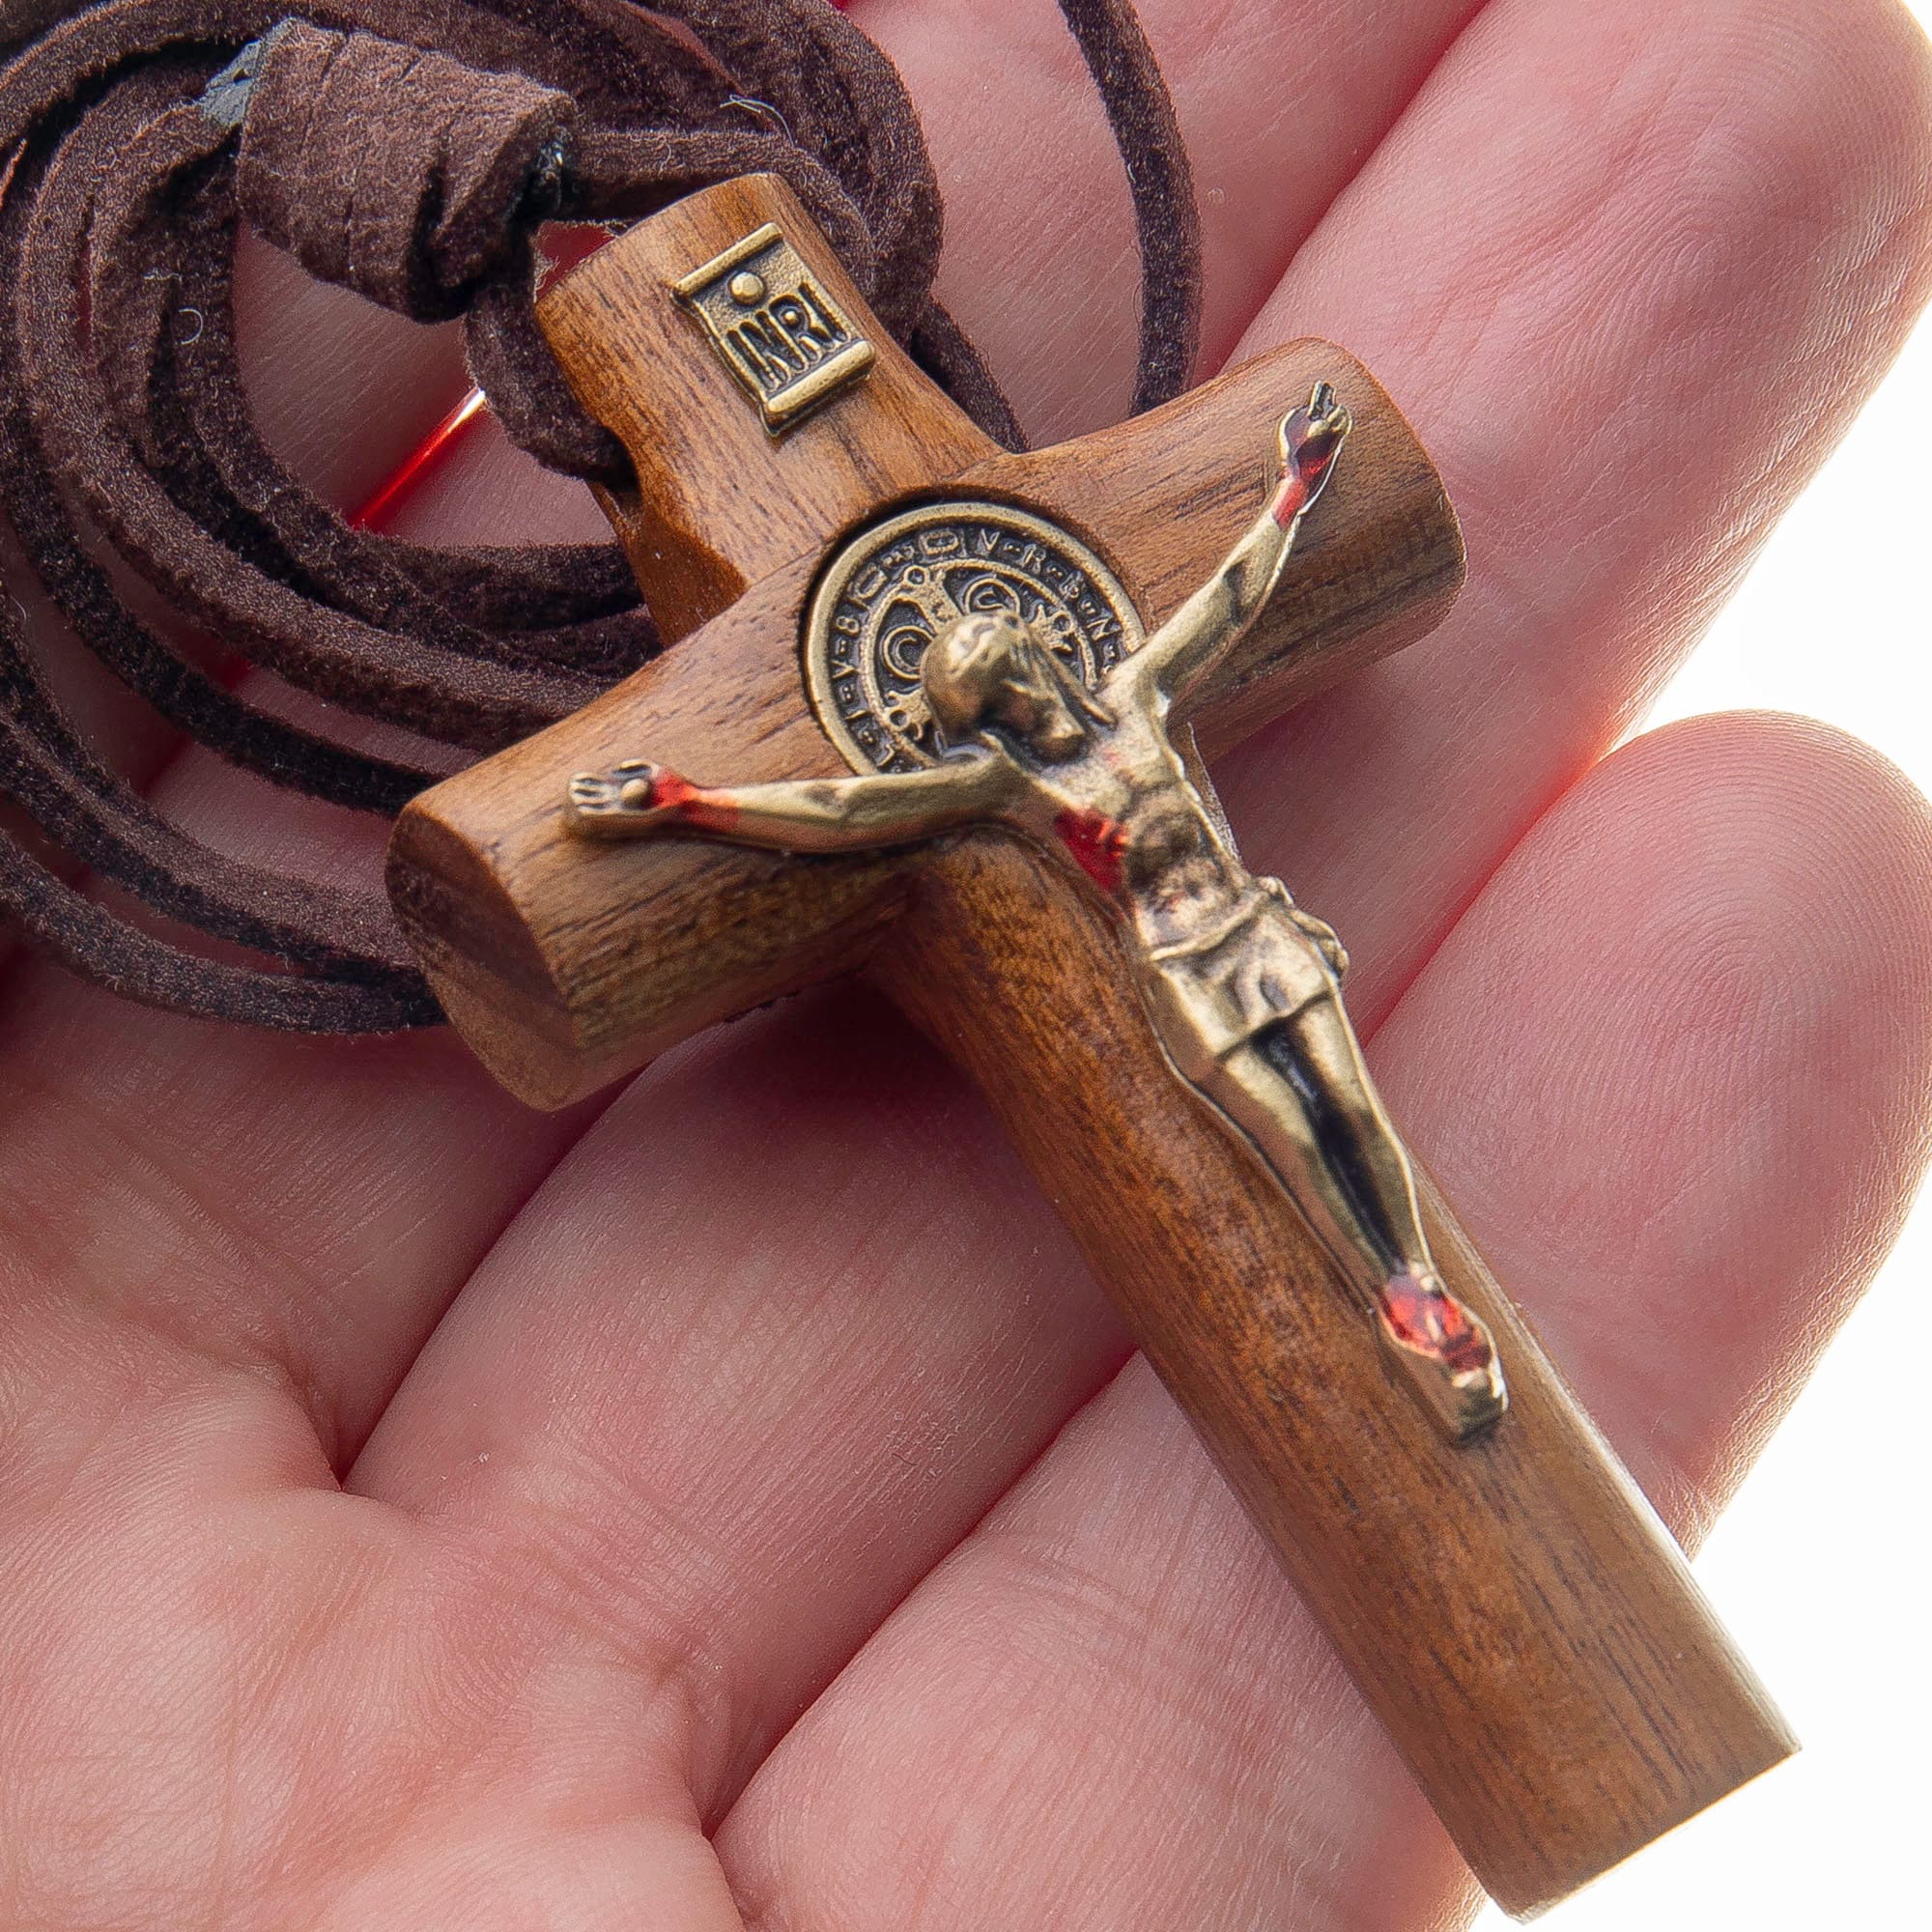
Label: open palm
xmin=6 ymin=0 xmax=1932 ymax=1924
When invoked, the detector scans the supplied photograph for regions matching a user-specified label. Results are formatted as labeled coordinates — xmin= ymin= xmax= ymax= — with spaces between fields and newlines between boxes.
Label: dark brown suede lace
xmin=0 ymin=0 xmax=1200 ymax=1033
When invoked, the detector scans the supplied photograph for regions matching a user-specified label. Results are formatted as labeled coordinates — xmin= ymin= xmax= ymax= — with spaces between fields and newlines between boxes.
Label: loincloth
xmin=1139 ymin=881 xmax=1338 ymax=1080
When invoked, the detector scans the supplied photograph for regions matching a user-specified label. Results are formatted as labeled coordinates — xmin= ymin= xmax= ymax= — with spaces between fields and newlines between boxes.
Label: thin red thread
xmin=351 ymin=387 xmax=490 ymax=529
xmin=350 ymin=228 xmax=612 ymax=530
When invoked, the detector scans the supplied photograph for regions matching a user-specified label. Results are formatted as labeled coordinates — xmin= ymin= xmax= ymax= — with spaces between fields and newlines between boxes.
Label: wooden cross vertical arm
xmin=385 ymin=177 xmax=1792 ymax=1917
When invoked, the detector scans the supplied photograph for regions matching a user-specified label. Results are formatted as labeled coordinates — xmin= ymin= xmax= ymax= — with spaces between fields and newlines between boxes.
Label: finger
xmin=353 ymin=0 xmax=1932 ymax=1823
xmin=854 ymin=0 xmax=1484 ymax=437
xmin=1217 ymin=0 xmax=1932 ymax=1027
xmin=0 ymin=967 xmax=585 ymax=1477
xmin=385 ymin=0 xmax=1487 ymax=536
xmin=1386 ymin=715 xmax=1932 ymax=1521
xmin=714 ymin=710 xmax=1932 ymax=1932
xmin=0 ymin=219 xmax=588 ymax=1472
xmin=0 ymin=217 xmax=593 ymax=1474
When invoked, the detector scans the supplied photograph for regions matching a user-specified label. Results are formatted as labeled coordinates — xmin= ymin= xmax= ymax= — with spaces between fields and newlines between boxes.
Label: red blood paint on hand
xmin=1055 ymin=808 xmax=1129 ymax=892
xmin=1298 ymin=434 xmax=1340 ymax=489
xmin=1274 ymin=413 xmax=1345 ymax=526
xmin=646 ymin=769 xmax=698 ymax=812
xmin=644 ymin=768 xmax=740 ymax=832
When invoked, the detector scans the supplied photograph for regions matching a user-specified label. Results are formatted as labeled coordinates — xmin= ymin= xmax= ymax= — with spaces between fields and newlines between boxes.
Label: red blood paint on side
xmin=1055 ymin=808 xmax=1129 ymax=892
xmin=1380 ymin=1274 xmax=1493 ymax=1377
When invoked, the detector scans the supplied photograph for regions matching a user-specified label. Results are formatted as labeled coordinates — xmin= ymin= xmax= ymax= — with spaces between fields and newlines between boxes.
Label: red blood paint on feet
xmin=1055 ymin=808 xmax=1129 ymax=892
xmin=1381 ymin=1274 xmax=1493 ymax=1377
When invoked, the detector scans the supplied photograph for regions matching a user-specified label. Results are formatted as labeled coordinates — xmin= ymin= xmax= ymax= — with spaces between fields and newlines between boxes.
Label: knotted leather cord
xmin=0 ymin=0 xmax=1202 ymax=1033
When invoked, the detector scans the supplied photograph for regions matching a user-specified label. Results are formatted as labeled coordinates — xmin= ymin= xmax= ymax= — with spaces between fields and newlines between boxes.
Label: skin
xmin=2 ymin=0 xmax=1931 ymax=1925
xmin=568 ymin=384 xmax=1505 ymax=1434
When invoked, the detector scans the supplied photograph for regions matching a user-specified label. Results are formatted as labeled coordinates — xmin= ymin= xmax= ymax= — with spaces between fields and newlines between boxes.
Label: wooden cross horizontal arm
xmin=387 ymin=183 xmax=1463 ymax=1104
xmin=384 ymin=177 xmax=1791 ymax=1915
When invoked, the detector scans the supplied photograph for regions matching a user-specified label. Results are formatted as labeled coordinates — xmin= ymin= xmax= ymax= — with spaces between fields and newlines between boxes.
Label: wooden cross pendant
xmin=385 ymin=176 xmax=1792 ymax=1917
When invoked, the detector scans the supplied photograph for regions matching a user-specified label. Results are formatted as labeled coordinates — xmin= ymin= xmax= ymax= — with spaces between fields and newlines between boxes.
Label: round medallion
xmin=803 ymin=500 xmax=1145 ymax=774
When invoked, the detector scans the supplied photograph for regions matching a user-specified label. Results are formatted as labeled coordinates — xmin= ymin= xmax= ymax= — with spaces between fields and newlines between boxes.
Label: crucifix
xmin=385 ymin=173 xmax=1793 ymax=1918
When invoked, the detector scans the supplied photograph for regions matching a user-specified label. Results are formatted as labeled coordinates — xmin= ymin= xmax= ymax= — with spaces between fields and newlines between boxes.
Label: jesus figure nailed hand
xmin=567 ymin=383 xmax=1507 ymax=1441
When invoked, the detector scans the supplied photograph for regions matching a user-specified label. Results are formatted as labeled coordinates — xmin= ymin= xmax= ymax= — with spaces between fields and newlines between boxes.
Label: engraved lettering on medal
xmin=803 ymin=501 xmax=1146 ymax=776
xmin=673 ymin=223 xmax=875 ymax=435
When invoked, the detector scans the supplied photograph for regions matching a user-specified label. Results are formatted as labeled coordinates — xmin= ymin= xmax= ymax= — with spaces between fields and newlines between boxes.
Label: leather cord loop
xmin=237 ymin=21 xmax=578 ymax=324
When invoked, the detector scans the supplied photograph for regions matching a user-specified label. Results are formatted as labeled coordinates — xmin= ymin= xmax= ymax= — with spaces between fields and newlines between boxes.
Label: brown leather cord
xmin=0 ymin=0 xmax=1201 ymax=1034
xmin=1058 ymin=0 xmax=1201 ymax=412
xmin=237 ymin=24 xmax=579 ymax=324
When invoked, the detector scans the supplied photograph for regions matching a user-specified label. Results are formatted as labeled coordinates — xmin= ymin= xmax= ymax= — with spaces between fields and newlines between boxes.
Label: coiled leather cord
xmin=0 ymin=0 xmax=1199 ymax=1031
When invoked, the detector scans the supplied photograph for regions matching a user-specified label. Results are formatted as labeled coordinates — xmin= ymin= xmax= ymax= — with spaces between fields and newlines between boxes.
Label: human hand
xmin=3 ymin=0 xmax=1930 ymax=1926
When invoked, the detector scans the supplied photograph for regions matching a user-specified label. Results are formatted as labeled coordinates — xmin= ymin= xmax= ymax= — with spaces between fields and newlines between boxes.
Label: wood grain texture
xmin=874 ymin=836 xmax=1793 ymax=1918
xmin=384 ymin=177 xmax=1792 ymax=1914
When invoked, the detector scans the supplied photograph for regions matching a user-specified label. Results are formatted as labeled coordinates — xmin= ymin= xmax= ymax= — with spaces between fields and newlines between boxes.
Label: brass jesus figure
xmin=566 ymin=384 xmax=1505 ymax=1439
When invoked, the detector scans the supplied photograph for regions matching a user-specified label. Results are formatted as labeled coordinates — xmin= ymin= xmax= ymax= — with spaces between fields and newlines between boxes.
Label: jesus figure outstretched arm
xmin=1123 ymin=382 xmax=1352 ymax=714
xmin=566 ymin=751 xmax=1016 ymax=853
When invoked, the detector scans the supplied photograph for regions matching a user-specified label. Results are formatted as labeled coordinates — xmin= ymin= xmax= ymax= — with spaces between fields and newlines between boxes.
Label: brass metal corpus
xmin=567 ymin=385 xmax=1507 ymax=1441
xmin=671 ymin=221 xmax=875 ymax=433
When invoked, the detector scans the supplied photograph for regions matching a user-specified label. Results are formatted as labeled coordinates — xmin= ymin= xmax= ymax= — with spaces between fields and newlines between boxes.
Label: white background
xmin=1474 ymin=7 xmax=1931 ymax=1924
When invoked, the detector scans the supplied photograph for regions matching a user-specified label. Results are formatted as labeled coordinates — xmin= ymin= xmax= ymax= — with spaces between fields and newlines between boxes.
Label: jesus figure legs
xmin=1134 ymin=888 xmax=1506 ymax=1438
xmin=1212 ymin=996 xmax=1506 ymax=1435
